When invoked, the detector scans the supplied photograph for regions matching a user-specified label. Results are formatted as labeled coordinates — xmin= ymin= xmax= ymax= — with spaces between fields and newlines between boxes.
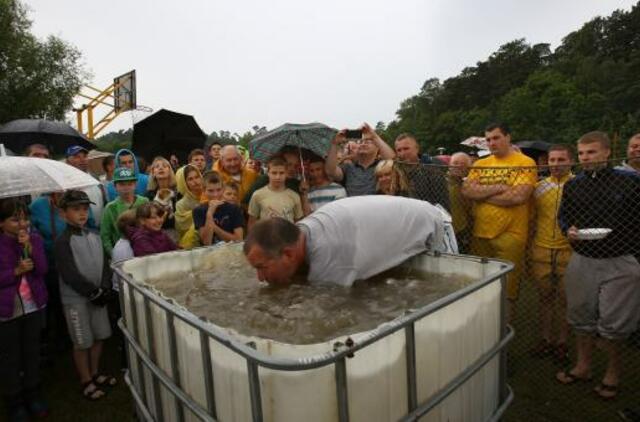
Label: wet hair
xmin=116 ymin=210 xmax=137 ymax=238
xmin=485 ymin=122 xmax=511 ymax=136
xmin=188 ymin=149 xmax=206 ymax=162
xmin=395 ymin=133 xmax=419 ymax=146
xmin=308 ymin=154 xmax=325 ymax=165
xmin=135 ymin=202 xmax=165 ymax=221
xmin=548 ymin=144 xmax=574 ymax=157
xmin=578 ymin=131 xmax=611 ymax=150
xmin=267 ymin=156 xmax=287 ymax=170
xmin=0 ymin=198 xmax=29 ymax=222
xmin=223 ymin=182 xmax=239 ymax=193
xmin=374 ymin=160 xmax=410 ymax=194
xmin=147 ymin=156 xmax=177 ymax=191
xmin=243 ymin=217 xmax=300 ymax=258
xmin=102 ymin=155 xmax=115 ymax=172
xmin=204 ymin=172 xmax=222 ymax=185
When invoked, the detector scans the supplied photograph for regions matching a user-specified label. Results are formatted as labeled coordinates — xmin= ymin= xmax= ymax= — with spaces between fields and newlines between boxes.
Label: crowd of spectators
xmin=1 ymin=122 xmax=639 ymax=421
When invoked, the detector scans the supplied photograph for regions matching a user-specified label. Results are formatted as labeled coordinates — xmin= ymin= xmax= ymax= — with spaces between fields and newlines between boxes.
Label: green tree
xmin=0 ymin=0 xmax=88 ymax=123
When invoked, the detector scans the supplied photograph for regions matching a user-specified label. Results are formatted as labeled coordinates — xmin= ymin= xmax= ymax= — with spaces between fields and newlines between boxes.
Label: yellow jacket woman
xmin=175 ymin=165 xmax=204 ymax=247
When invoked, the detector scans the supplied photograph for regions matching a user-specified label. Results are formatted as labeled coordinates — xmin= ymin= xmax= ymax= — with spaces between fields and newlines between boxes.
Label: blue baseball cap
xmin=65 ymin=145 xmax=89 ymax=157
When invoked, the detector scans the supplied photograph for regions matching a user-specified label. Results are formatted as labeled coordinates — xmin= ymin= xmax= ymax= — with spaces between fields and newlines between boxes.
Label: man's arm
xmin=325 ymin=131 xmax=346 ymax=182
xmin=461 ymin=179 xmax=508 ymax=201
xmin=363 ymin=123 xmax=395 ymax=159
xmin=484 ymin=184 xmax=534 ymax=207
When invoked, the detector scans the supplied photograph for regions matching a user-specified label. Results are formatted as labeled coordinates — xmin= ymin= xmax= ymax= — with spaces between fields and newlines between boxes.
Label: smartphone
xmin=344 ymin=129 xmax=362 ymax=139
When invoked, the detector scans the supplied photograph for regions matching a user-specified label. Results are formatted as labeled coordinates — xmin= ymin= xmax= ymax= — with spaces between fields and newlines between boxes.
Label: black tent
xmin=131 ymin=109 xmax=206 ymax=164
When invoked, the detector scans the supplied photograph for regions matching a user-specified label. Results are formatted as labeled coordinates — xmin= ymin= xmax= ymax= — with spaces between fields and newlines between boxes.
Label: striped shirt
xmin=307 ymin=183 xmax=347 ymax=211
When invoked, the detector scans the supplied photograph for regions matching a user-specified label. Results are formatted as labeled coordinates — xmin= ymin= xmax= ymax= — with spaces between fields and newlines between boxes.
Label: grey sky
xmin=25 ymin=0 xmax=637 ymax=136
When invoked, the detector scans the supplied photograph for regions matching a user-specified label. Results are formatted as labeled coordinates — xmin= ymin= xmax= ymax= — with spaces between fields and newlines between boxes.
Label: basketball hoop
xmin=130 ymin=105 xmax=154 ymax=125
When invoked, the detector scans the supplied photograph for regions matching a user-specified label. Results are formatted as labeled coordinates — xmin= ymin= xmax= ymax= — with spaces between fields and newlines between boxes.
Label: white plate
xmin=576 ymin=228 xmax=612 ymax=240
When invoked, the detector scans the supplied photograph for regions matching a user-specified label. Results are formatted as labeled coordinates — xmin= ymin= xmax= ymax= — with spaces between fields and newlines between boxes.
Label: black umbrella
xmin=0 ymin=119 xmax=95 ymax=156
xmin=517 ymin=140 xmax=552 ymax=162
xmin=131 ymin=109 xmax=206 ymax=164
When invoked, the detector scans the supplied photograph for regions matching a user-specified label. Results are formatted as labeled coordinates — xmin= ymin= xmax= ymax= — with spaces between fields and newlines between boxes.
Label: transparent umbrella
xmin=0 ymin=156 xmax=99 ymax=199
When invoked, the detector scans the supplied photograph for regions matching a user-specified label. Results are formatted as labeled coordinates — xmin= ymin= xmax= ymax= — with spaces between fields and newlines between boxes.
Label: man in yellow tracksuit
xmin=529 ymin=145 xmax=574 ymax=363
xmin=462 ymin=123 xmax=537 ymax=319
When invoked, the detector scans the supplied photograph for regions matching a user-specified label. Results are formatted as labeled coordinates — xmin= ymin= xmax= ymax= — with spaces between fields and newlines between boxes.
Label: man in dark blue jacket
xmin=556 ymin=131 xmax=640 ymax=400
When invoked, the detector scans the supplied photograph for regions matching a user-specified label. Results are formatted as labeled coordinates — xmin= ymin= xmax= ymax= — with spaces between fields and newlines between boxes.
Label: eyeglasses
xmin=356 ymin=139 xmax=375 ymax=145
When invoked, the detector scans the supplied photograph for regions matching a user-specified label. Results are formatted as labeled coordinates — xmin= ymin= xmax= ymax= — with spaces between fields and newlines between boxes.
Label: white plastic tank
xmin=113 ymin=245 xmax=513 ymax=422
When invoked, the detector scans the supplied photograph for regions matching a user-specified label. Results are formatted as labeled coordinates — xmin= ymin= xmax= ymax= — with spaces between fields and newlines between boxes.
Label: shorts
xmin=530 ymin=245 xmax=571 ymax=291
xmin=63 ymin=302 xmax=112 ymax=350
xmin=470 ymin=232 xmax=526 ymax=301
xmin=565 ymin=253 xmax=640 ymax=339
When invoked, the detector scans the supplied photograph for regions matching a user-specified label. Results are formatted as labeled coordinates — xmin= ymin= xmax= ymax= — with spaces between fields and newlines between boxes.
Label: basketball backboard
xmin=114 ymin=70 xmax=136 ymax=112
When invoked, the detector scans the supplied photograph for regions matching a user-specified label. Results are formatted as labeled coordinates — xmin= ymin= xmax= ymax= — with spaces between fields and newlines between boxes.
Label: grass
xmin=39 ymin=338 xmax=134 ymax=422
xmin=37 ymin=277 xmax=640 ymax=421
xmin=504 ymin=276 xmax=640 ymax=422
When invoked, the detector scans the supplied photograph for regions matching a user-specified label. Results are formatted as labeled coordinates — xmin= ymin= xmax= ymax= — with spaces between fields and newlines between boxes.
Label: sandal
xmin=82 ymin=381 xmax=106 ymax=401
xmin=556 ymin=370 xmax=592 ymax=385
xmin=93 ymin=373 xmax=118 ymax=388
xmin=594 ymin=382 xmax=618 ymax=400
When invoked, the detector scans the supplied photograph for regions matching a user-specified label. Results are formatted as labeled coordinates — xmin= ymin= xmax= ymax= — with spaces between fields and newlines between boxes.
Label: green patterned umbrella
xmin=249 ymin=123 xmax=337 ymax=161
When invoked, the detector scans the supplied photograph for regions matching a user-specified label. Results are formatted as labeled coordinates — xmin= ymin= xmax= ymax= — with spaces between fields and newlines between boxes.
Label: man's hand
xmin=567 ymin=226 xmax=580 ymax=241
xmin=15 ymin=259 xmax=34 ymax=276
xmin=332 ymin=130 xmax=347 ymax=146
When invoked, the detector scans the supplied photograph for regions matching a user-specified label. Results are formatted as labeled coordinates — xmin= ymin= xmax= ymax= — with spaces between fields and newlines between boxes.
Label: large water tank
xmin=113 ymin=245 xmax=514 ymax=422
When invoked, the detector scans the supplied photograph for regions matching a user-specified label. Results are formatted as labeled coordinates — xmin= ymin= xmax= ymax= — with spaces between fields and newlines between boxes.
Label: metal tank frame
xmin=113 ymin=251 xmax=514 ymax=422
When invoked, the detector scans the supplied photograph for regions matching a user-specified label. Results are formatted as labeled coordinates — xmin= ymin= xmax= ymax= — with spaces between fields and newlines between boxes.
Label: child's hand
xmin=17 ymin=230 xmax=30 ymax=246
xmin=15 ymin=259 xmax=34 ymax=276
xmin=299 ymin=180 xmax=309 ymax=195
xmin=207 ymin=200 xmax=224 ymax=213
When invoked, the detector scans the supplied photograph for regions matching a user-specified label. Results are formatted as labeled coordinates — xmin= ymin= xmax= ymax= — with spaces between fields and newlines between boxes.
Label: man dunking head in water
xmin=243 ymin=196 xmax=457 ymax=287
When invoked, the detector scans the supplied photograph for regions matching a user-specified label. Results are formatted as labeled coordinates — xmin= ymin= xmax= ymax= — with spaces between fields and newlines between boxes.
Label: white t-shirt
xmin=297 ymin=195 xmax=454 ymax=287
xmin=111 ymin=238 xmax=134 ymax=291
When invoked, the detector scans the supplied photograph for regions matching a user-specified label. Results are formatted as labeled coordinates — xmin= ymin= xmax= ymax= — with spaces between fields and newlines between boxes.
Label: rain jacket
xmin=0 ymin=232 xmax=48 ymax=319
xmin=105 ymin=149 xmax=150 ymax=201
xmin=175 ymin=165 xmax=203 ymax=243
xmin=212 ymin=160 xmax=258 ymax=205
xmin=127 ymin=226 xmax=177 ymax=257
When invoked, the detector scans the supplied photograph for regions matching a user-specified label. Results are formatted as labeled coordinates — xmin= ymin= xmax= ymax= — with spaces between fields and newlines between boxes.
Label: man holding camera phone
xmin=325 ymin=123 xmax=395 ymax=196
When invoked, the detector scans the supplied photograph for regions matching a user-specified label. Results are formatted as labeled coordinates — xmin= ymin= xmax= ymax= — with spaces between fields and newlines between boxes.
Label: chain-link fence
xmin=400 ymin=157 xmax=640 ymax=421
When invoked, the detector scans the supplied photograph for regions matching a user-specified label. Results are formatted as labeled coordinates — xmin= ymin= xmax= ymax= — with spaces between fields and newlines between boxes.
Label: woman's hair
xmin=135 ymin=202 xmax=166 ymax=221
xmin=116 ymin=210 xmax=138 ymax=238
xmin=0 ymin=198 xmax=29 ymax=222
xmin=183 ymin=164 xmax=201 ymax=180
xmin=375 ymin=160 xmax=410 ymax=195
xmin=147 ymin=156 xmax=177 ymax=191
